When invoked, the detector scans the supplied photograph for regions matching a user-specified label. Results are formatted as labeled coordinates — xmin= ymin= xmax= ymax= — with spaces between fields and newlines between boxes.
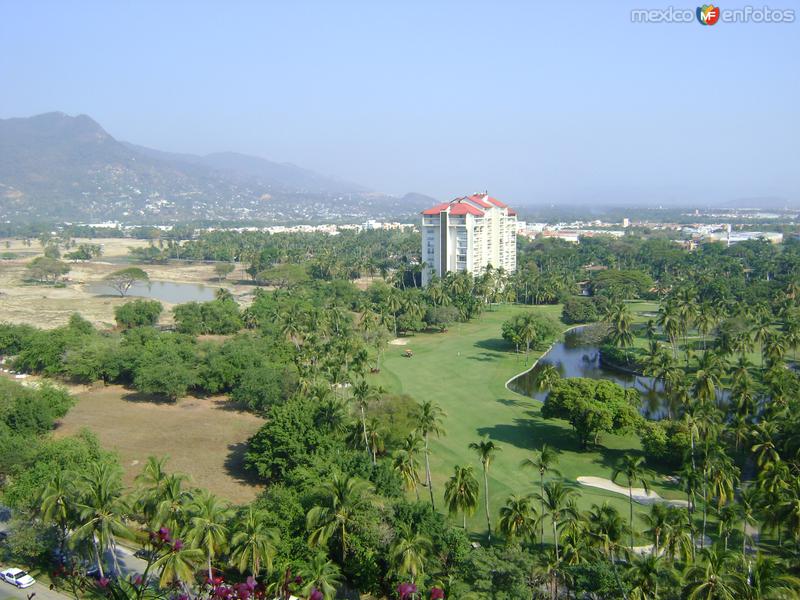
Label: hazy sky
xmin=1 ymin=0 xmax=798 ymax=206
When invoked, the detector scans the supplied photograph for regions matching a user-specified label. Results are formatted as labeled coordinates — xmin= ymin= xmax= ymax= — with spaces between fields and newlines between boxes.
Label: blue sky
xmin=1 ymin=0 xmax=798 ymax=206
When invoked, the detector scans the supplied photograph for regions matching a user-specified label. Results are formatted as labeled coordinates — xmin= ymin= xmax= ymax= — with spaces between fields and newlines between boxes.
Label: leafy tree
xmin=173 ymin=299 xmax=242 ymax=335
xmin=561 ymin=296 xmax=600 ymax=324
xmin=27 ymin=256 xmax=70 ymax=283
xmin=114 ymin=299 xmax=163 ymax=329
xmin=62 ymin=335 xmax=121 ymax=383
xmin=214 ymin=262 xmax=235 ymax=281
xmin=542 ymin=378 xmax=642 ymax=449
xmin=105 ymin=267 xmax=149 ymax=296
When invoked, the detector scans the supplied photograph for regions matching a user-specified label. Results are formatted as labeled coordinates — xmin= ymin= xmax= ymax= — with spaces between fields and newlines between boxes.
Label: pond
xmin=508 ymin=326 xmax=676 ymax=420
xmin=86 ymin=280 xmax=221 ymax=304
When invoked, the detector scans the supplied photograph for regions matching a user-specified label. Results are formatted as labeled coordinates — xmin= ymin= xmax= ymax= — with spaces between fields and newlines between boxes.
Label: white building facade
xmin=421 ymin=193 xmax=517 ymax=286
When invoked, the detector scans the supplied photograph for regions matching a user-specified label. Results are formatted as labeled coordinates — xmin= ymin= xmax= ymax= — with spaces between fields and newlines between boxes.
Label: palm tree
xmin=300 ymin=553 xmax=342 ymax=600
xmin=534 ymin=481 xmax=577 ymax=561
xmin=153 ymin=473 xmax=192 ymax=534
xmin=657 ymin=304 xmax=682 ymax=359
xmin=605 ymin=302 xmax=634 ymax=360
xmin=521 ymin=444 xmax=560 ymax=545
xmin=389 ymin=524 xmax=432 ymax=584
xmin=498 ymin=495 xmax=538 ymax=544
xmin=586 ymin=502 xmax=627 ymax=561
xmin=151 ymin=540 xmax=203 ymax=588
xmin=186 ymin=490 xmax=232 ymax=581
xmin=416 ymin=400 xmax=446 ymax=510
xmin=73 ymin=461 xmax=132 ymax=577
xmin=534 ymin=363 xmax=561 ymax=392
xmin=751 ymin=313 xmax=772 ymax=370
xmin=612 ymin=453 xmax=651 ymax=550
xmin=134 ymin=456 xmax=169 ymax=522
xmin=392 ymin=433 xmax=423 ymax=501
xmin=444 ymin=465 xmax=479 ymax=530
xmin=641 ymin=503 xmax=670 ymax=557
xmin=626 ymin=554 xmax=673 ymax=600
xmin=469 ymin=436 xmax=500 ymax=542
xmin=682 ymin=546 xmax=746 ymax=600
xmin=738 ymin=486 xmax=759 ymax=561
xmin=693 ymin=351 xmax=724 ymax=405
xmin=306 ymin=474 xmax=374 ymax=563
xmin=230 ymin=506 xmax=279 ymax=577
xmin=747 ymin=555 xmax=800 ymax=600
xmin=386 ymin=289 xmax=403 ymax=337
xmin=39 ymin=470 xmax=76 ymax=557
xmin=351 ymin=379 xmax=379 ymax=458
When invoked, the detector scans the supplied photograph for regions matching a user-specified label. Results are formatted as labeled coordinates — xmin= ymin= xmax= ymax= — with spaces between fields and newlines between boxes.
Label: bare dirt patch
xmin=54 ymin=384 xmax=265 ymax=504
xmin=388 ymin=338 xmax=408 ymax=346
xmin=0 ymin=238 xmax=257 ymax=328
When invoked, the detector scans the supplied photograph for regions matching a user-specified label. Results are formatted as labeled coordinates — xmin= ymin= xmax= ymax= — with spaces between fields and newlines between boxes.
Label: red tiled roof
xmin=421 ymin=202 xmax=451 ymax=215
xmin=422 ymin=193 xmax=508 ymax=216
xmin=507 ymin=209 xmax=517 ymax=216
xmin=485 ymin=196 xmax=507 ymax=208
xmin=466 ymin=194 xmax=492 ymax=208
xmin=450 ymin=203 xmax=484 ymax=216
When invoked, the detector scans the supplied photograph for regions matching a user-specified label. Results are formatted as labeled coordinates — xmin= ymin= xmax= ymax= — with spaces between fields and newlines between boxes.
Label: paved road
xmin=1 ymin=518 xmax=147 ymax=600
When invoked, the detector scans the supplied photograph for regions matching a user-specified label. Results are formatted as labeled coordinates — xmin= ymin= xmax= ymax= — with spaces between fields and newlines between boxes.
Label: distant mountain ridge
xmin=0 ymin=112 xmax=433 ymax=223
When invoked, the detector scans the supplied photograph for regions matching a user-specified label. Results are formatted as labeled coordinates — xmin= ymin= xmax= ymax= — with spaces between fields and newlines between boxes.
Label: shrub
xmin=639 ymin=420 xmax=691 ymax=467
xmin=173 ymin=299 xmax=242 ymax=335
xmin=114 ymin=299 xmax=163 ymax=329
xmin=561 ymin=297 xmax=599 ymax=324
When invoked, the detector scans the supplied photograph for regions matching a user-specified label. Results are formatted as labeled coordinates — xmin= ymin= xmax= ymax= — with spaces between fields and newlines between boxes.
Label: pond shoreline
xmin=503 ymin=324 xmax=585 ymax=397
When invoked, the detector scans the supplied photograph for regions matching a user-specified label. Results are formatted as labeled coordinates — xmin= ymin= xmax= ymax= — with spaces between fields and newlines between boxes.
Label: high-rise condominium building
xmin=420 ymin=193 xmax=517 ymax=286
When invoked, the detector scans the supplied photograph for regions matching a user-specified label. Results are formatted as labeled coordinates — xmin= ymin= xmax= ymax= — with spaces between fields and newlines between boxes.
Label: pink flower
xmin=134 ymin=575 xmax=143 ymax=587
xmin=308 ymin=589 xmax=323 ymax=600
xmin=172 ymin=539 xmax=184 ymax=551
xmin=245 ymin=576 xmax=257 ymax=591
xmin=398 ymin=583 xmax=417 ymax=599
xmin=158 ymin=527 xmax=172 ymax=542
xmin=430 ymin=588 xmax=445 ymax=600
xmin=98 ymin=577 xmax=110 ymax=589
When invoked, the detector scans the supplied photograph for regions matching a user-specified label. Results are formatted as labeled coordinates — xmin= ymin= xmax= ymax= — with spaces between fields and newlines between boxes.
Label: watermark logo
xmin=696 ymin=4 xmax=721 ymax=25
xmin=631 ymin=5 xmax=795 ymax=23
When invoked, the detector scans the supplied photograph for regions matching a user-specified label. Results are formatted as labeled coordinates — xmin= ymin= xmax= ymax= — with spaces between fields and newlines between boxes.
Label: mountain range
xmin=0 ymin=112 xmax=434 ymax=223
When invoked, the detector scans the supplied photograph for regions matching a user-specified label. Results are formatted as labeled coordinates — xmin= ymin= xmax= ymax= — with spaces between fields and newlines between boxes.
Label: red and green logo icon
xmin=697 ymin=4 xmax=721 ymax=25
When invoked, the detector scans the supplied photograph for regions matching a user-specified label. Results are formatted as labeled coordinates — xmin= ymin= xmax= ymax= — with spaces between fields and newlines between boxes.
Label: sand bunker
xmin=389 ymin=338 xmax=409 ymax=346
xmin=577 ymin=476 xmax=688 ymax=507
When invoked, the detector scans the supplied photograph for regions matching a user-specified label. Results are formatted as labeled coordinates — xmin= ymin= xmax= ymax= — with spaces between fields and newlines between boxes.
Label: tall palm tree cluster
xmin=39 ymin=456 xmax=348 ymax=600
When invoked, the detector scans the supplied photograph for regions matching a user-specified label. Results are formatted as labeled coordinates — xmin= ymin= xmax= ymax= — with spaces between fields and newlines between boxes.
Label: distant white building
xmin=420 ymin=193 xmax=517 ymax=286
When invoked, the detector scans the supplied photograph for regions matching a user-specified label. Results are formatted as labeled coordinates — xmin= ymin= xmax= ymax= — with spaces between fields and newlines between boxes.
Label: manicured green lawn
xmin=371 ymin=303 xmax=686 ymax=541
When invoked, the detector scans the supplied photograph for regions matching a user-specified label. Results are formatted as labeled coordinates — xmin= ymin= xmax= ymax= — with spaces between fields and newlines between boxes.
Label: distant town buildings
xmin=420 ymin=193 xmax=517 ymax=286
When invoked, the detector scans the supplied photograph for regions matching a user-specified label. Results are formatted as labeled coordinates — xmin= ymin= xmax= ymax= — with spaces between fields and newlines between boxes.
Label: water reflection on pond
xmin=87 ymin=280 xmax=221 ymax=304
xmin=508 ymin=326 xmax=676 ymax=420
